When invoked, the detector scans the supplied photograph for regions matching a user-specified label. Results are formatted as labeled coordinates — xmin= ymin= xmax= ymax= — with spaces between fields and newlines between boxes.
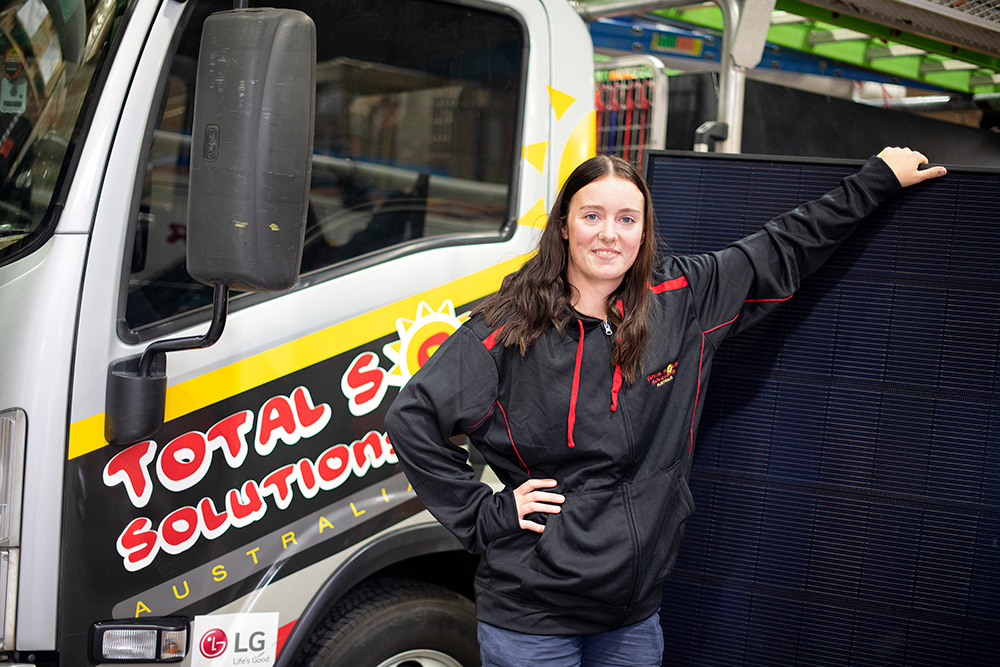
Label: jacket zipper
xmin=605 ymin=320 xmax=642 ymax=622
xmin=621 ymin=483 xmax=642 ymax=625
xmin=620 ymin=394 xmax=642 ymax=622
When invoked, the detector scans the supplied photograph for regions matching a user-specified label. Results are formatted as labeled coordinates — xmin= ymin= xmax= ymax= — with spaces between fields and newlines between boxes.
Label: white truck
xmin=0 ymin=0 xmax=997 ymax=665
xmin=0 ymin=0 xmax=595 ymax=664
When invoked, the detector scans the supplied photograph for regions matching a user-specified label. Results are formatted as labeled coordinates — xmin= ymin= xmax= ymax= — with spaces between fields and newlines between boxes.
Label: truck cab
xmin=0 ymin=0 xmax=594 ymax=664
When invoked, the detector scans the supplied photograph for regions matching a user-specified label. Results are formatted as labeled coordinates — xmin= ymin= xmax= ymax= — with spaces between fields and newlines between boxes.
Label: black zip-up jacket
xmin=385 ymin=157 xmax=900 ymax=635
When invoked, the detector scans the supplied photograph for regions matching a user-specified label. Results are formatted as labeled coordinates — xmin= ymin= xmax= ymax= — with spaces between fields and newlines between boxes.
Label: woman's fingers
xmin=516 ymin=477 xmax=559 ymax=491
xmin=513 ymin=478 xmax=564 ymax=532
xmin=877 ymin=146 xmax=947 ymax=187
xmin=520 ymin=518 xmax=547 ymax=534
xmin=522 ymin=492 xmax=565 ymax=513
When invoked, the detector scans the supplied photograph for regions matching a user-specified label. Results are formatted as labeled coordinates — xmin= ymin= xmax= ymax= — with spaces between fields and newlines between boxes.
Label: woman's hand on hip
xmin=513 ymin=478 xmax=564 ymax=533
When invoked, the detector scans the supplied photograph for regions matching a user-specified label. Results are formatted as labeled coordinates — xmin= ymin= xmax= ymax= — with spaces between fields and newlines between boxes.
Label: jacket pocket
xmin=629 ymin=465 xmax=696 ymax=605
xmin=519 ymin=487 xmax=633 ymax=614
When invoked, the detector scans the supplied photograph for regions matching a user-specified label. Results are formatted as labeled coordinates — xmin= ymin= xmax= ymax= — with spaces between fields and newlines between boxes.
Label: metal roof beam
xmin=769 ymin=10 xmax=807 ymax=25
xmin=971 ymin=73 xmax=1000 ymax=87
xmin=866 ymin=44 xmax=927 ymax=59
xmin=807 ymin=28 xmax=869 ymax=45
xmin=921 ymin=59 xmax=981 ymax=73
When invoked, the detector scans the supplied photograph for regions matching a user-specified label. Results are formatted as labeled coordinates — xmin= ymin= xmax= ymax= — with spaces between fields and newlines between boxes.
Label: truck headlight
xmin=0 ymin=408 xmax=26 ymax=649
xmin=90 ymin=618 xmax=188 ymax=663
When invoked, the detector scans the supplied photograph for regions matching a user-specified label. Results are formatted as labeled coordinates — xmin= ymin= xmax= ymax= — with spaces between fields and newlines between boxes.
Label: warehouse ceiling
xmin=646 ymin=0 xmax=1000 ymax=93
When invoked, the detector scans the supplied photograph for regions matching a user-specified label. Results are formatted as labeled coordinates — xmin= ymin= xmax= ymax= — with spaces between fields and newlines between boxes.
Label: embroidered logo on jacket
xmin=647 ymin=362 xmax=678 ymax=387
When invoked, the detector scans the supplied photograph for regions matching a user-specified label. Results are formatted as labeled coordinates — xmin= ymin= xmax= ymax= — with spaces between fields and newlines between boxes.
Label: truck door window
xmin=125 ymin=0 xmax=524 ymax=334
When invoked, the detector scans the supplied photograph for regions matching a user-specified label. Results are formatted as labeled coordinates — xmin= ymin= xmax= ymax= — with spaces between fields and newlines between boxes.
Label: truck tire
xmin=298 ymin=578 xmax=480 ymax=667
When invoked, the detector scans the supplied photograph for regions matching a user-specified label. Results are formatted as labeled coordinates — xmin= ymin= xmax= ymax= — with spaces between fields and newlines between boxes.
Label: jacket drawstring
xmin=610 ymin=363 xmax=622 ymax=412
xmin=567 ymin=319 xmax=585 ymax=448
xmin=602 ymin=319 xmax=623 ymax=412
xmin=567 ymin=311 xmax=624 ymax=447
xmin=610 ymin=299 xmax=624 ymax=412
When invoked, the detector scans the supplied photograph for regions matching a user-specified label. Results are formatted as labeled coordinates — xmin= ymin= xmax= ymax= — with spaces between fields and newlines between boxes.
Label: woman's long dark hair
xmin=474 ymin=155 xmax=659 ymax=384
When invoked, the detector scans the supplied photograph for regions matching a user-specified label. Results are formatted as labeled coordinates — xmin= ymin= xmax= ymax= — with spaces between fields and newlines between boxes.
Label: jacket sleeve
xmin=384 ymin=324 xmax=520 ymax=554
xmin=674 ymin=155 xmax=901 ymax=340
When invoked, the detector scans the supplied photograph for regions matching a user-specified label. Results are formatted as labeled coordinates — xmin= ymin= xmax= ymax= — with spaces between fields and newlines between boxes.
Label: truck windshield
xmin=0 ymin=0 xmax=121 ymax=265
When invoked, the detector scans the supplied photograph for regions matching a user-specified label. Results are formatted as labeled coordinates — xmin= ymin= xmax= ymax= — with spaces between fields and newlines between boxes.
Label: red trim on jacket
xmin=745 ymin=295 xmax=793 ymax=303
xmin=567 ymin=320 xmax=585 ymax=448
xmin=462 ymin=402 xmax=497 ymax=431
xmin=496 ymin=401 xmax=529 ymax=473
xmin=483 ymin=325 xmax=504 ymax=350
xmin=610 ymin=365 xmax=622 ymax=412
xmin=648 ymin=276 xmax=689 ymax=293
xmin=611 ymin=299 xmax=624 ymax=412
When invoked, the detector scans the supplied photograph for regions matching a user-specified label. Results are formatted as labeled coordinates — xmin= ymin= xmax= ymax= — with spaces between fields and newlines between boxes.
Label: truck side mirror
xmin=105 ymin=8 xmax=316 ymax=446
xmin=187 ymin=8 xmax=316 ymax=292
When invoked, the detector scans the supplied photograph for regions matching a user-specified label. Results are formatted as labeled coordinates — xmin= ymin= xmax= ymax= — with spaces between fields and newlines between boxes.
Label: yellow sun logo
xmin=383 ymin=300 xmax=469 ymax=386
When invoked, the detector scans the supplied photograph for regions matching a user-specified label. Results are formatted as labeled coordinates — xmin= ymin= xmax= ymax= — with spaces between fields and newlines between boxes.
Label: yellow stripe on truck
xmin=68 ymin=255 xmax=530 ymax=460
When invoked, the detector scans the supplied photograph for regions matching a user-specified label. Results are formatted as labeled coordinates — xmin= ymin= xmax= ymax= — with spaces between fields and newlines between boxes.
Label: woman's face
xmin=561 ymin=175 xmax=645 ymax=298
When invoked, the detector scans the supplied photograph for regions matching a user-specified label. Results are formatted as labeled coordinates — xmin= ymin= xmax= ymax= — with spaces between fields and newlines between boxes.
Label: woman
xmin=385 ymin=148 xmax=945 ymax=667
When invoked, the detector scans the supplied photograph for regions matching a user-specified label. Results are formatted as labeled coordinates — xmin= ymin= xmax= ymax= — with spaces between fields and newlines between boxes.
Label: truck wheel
xmin=299 ymin=578 xmax=480 ymax=667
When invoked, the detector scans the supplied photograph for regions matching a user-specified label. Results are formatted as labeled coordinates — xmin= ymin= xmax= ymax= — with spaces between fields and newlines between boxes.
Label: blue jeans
xmin=478 ymin=612 xmax=663 ymax=667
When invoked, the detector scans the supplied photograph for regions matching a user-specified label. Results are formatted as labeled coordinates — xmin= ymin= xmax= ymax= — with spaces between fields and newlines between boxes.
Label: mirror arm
xmin=137 ymin=284 xmax=229 ymax=377
xmin=106 ymin=285 xmax=230 ymax=445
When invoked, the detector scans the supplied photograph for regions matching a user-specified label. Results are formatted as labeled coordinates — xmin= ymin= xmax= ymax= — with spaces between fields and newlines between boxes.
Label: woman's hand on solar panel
xmin=514 ymin=478 xmax=564 ymax=533
xmin=877 ymin=146 xmax=947 ymax=187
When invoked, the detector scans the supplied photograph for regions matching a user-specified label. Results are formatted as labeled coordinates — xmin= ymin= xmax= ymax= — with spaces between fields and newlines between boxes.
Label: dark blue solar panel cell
xmin=883 ymin=283 xmax=948 ymax=387
xmin=849 ymin=611 xmax=909 ymax=666
xmin=703 ymin=483 xmax=766 ymax=578
xmin=982 ymin=407 xmax=1000 ymax=506
xmin=968 ymin=513 xmax=1000 ymax=620
xmin=743 ymin=595 xmax=804 ymax=667
xmin=755 ymin=488 xmax=813 ymax=590
xmin=805 ymin=495 xmax=870 ymax=598
xmin=872 ymin=394 xmax=933 ymax=496
xmin=689 ymin=586 xmax=753 ymax=667
xmin=949 ymin=175 xmax=1000 ymax=279
xmin=775 ymin=278 xmax=840 ymax=375
xmin=707 ymin=378 xmax=778 ymax=476
xmin=766 ymin=383 xmax=827 ymax=483
xmin=796 ymin=602 xmax=855 ymax=666
xmin=957 ymin=624 xmax=1000 ymax=666
xmin=928 ymin=398 xmax=992 ymax=504
xmin=938 ymin=287 xmax=1000 ymax=394
xmin=819 ymin=385 xmax=879 ymax=487
xmin=859 ymin=504 xmax=920 ymax=607
xmin=903 ymin=618 xmax=969 ymax=667
xmin=911 ymin=509 xmax=979 ymax=612
xmin=890 ymin=188 xmax=959 ymax=276
xmin=650 ymin=152 xmax=999 ymax=667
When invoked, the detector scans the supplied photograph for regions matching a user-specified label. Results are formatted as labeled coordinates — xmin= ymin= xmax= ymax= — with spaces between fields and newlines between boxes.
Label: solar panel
xmin=647 ymin=151 xmax=1000 ymax=666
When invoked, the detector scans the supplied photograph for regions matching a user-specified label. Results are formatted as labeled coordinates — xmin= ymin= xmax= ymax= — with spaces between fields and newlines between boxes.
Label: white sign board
xmin=191 ymin=613 xmax=280 ymax=667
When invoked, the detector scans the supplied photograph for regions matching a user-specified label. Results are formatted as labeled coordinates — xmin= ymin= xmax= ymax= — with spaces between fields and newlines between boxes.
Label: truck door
xmin=60 ymin=0 xmax=561 ymax=662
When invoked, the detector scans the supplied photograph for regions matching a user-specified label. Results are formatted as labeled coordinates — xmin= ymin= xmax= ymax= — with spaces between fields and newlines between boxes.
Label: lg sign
xmin=192 ymin=612 xmax=278 ymax=665
xmin=199 ymin=626 xmax=269 ymax=660
xmin=200 ymin=628 xmax=228 ymax=658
